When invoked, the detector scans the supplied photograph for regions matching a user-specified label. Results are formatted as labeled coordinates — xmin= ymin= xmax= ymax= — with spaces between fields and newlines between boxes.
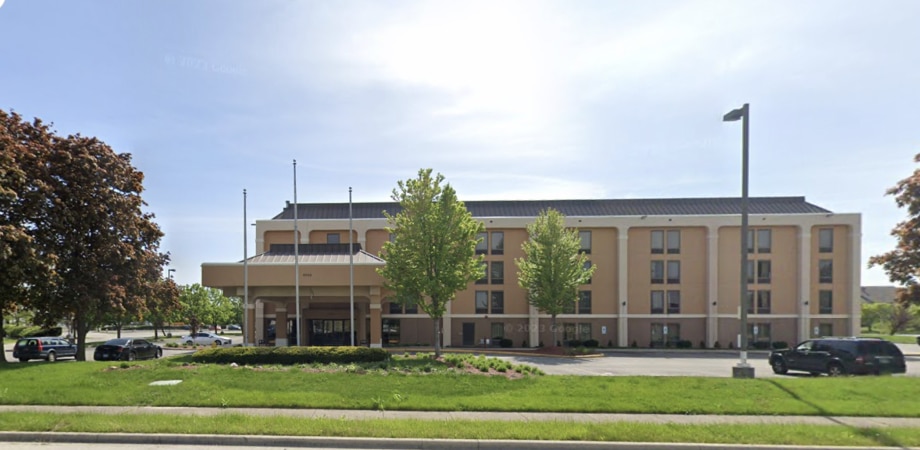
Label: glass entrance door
xmin=308 ymin=319 xmax=352 ymax=346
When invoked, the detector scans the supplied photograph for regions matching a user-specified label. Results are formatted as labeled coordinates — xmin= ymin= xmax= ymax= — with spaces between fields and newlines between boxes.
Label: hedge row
xmin=190 ymin=346 xmax=390 ymax=365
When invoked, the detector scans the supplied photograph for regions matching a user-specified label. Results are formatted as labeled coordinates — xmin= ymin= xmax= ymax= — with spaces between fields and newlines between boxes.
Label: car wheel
xmin=46 ymin=352 xmax=56 ymax=362
xmin=156 ymin=349 xmax=163 ymax=359
xmin=127 ymin=352 xmax=136 ymax=361
xmin=18 ymin=358 xmax=28 ymax=363
xmin=214 ymin=341 xmax=222 ymax=346
xmin=771 ymin=359 xmax=788 ymax=374
xmin=185 ymin=340 xmax=194 ymax=346
xmin=827 ymin=363 xmax=845 ymax=377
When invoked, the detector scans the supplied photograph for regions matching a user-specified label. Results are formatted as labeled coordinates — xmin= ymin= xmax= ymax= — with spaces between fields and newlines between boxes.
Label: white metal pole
xmin=349 ymin=187 xmax=355 ymax=346
xmin=243 ymin=189 xmax=248 ymax=346
xmin=293 ymin=160 xmax=300 ymax=346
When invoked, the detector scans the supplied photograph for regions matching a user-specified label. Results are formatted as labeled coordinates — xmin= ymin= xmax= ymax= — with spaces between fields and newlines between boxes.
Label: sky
xmin=1 ymin=1 xmax=918 ymax=287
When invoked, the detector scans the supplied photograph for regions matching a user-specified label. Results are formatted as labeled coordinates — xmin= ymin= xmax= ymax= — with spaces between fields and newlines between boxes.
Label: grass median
xmin=1 ymin=355 xmax=918 ymax=417
xmin=0 ymin=411 xmax=918 ymax=447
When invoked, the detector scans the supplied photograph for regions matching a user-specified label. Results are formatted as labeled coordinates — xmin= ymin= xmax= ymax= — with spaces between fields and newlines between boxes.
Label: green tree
xmin=861 ymin=302 xmax=888 ymax=333
xmin=515 ymin=208 xmax=595 ymax=348
xmin=378 ymin=169 xmax=485 ymax=357
xmin=869 ymin=152 xmax=920 ymax=305
xmin=146 ymin=278 xmax=181 ymax=339
xmin=885 ymin=302 xmax=920 ymax=335
xmin=177 ymin=284 xmax=232 ymax=334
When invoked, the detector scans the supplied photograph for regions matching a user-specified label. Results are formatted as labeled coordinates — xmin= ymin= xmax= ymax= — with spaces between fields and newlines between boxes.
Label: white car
xmin=181 ymin=332 xmax=232 ymax=346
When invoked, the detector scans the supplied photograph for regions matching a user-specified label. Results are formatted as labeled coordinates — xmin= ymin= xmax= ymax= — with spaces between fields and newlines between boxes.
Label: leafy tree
xmin=885 ymin=302 xmax=920 ymax=335
xmin=861 ymin=302 xmax=888 ymax=333
xmin=515 ymin=208 xmax=595 ymax=348
xmin=378 ymin=169 xmax=485 ymax=357
xmin=869 ymin=152 xmax=920 ymax=305
xmin=177 ymin=284 xmax=232 ymax=334
xmin=146 ymin=278 xmax=181 ymax=339
xmin=29 ymin=127 xmax=168 ymax=360
xmin=0 ymin=111 xmax=57 ymax=362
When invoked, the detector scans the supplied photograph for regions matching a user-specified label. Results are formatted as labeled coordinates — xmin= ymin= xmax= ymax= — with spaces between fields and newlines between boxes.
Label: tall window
xmin=819 ymin=290 xmax=833 ymax=314
xmin=650 ymin=290 xmax=664 ymax=314
xmin=747 ymin=290 xmax=771 ymax=314
xmin=490 ymin=261 xmax=504 ymax=284
xmin=746 ymin=260 xmax=755 ymax=284
xmin=475 ymin=291 xmax=488 ymax=314
xmin=490 ymin=291 xmax=504 ymax=314
xmin=819 ymin=259 xmax=833 ymax=283
xmin=578 ymin=323 xmax=592 ymax=342
xmin=819 ymin=228 xmax=834 ymax=253
xmin=327 ymin=233 xmax=341 ymax=244
xmin=475 ymin=232 xmax=488 ymax=255
xmin=490 ymin=231 xmax=504 ymax=255
xmin=666 ymin=260 xmax=680 ymax=284
xmin=747 ymin=323 xmax=771 ymax=344
xmin=583 ymin=260 xmax=592 ymax=284
xmin=651 ymin=323 xmax=680 ymax=346
xmin=388 ymin=301 xmax=402 ymax=314
xmin=578 ymin=291 xmax=592 ymax=314
xmin=818 ymin=323 xmax=833 ymax=337
xmin=651 ymin=230 xmax=664 ymax=254
xmin=757 ymin=260 xmax=772 ymax=284
xmin=579 ymin=230 xmax=592 ymax=254
xmin=667 ymin=230 xmax=681 ymax=254
xmin=404 ymin=300 xmax=418 ymax=314
xmin=651 ymin=261 xmax=664 ymax=284
xmin=757 ymin=229 xmax=772 ymax=253
xmin=667 ymin=290 xmax=681 ymax=314
xmin=476 ymin=262 xmax=487 ymax=284
xmin=491 ymin=322 xmax=504 ymax=339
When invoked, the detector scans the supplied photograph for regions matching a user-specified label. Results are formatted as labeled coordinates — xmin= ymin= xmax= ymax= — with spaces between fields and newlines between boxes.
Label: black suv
xmin=769 ymin=337 xmax=906 ymax=376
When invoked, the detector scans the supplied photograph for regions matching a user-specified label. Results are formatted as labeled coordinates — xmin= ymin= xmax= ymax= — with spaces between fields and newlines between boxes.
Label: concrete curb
xmin=1 ymin=432 xmax=916 ymax=450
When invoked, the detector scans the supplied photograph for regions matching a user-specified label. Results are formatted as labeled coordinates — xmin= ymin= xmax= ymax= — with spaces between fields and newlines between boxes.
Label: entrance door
xmin=462 ymin=322 xmax=475 ymax=346
xmin=308 ymin=319 xmax=352 ymax=346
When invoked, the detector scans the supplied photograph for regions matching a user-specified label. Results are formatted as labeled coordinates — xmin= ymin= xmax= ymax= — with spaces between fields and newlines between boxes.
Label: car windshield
xmin=103 ymin=339 xmax=130 ymax=346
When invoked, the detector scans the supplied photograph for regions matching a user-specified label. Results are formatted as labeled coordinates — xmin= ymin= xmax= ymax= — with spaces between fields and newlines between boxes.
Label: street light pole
xmin=167 ymin=268 xmax=176 ymax=280
xmin=723 ymin=103 xmax=755 ymax=378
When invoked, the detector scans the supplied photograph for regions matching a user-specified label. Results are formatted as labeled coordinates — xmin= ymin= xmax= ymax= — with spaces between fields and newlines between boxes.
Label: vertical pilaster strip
xmin=798 ymin=227 xmax=812 ymax=342
xmin=443 ymin=302 xmax=452 ymax=347
xmin=707 ymin=226 xmax=719 ymax=348
xmin=617 ymin=228 xmax=629 ymax=347
xmin=849 ymin=221 xmax=862 ymax=336
xmin=528 ymin=304 xmax=539 ymax=348
xmin=369 ymin=300 xmax=383 ymax=348
xmin=275 ymin=308 xmax=288 ymax=347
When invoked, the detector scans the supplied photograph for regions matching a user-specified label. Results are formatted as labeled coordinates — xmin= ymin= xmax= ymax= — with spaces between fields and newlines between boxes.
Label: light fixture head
xmin=723 ymin=107 xmax=745 ymax=122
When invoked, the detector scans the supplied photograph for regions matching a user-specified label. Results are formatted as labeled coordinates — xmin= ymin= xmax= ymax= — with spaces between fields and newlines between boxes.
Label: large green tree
xmin=515 ymin=208 xmax=595 ymax=348
xmin=177 ymin=284 xmax=233 ymax=334
xmin=870 ymin=152 xmax=920 ymax=306
xmin=378 ymin=169 xmax=485 ymax=357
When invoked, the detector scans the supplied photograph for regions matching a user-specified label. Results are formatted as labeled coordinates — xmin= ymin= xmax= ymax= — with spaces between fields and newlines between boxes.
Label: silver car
xmin=180 ymin=332 xmax=232 ymax=346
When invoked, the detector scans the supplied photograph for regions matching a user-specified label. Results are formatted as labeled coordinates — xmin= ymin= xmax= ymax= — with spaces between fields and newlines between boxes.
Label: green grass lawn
xmin=860 ymin=333 xmax=919 ymax=345
xmin=1 ymin=356 xmax=918 ymax=417
xmin=0 ymin=411 xmax=917 ymax=447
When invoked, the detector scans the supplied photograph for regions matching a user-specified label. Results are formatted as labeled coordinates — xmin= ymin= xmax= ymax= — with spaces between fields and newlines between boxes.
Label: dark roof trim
xmin=272 ymin=197 xmax=831 ymax=220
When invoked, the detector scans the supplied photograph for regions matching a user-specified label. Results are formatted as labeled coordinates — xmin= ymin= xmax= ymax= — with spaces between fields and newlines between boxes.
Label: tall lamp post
xmin=723 ymin=103 xmax=755 ymax=378
xmin=167 ymin=268 xmax=176 ymax=280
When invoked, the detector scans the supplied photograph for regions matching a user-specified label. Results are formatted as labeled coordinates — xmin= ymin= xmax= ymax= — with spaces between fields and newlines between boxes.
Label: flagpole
xmin=293 ymin=160 xmax=300 ymax=346
xmin=349 ymin=187 xmax=355 ymax=346
xmin=243 ymin=189 xmax=248 ymax=346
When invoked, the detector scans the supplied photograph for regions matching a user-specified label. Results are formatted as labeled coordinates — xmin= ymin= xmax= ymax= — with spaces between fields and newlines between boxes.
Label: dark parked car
xmin=93 ymin=338 xmax=163 ymax=361
xmin=769 ymin=337 xmax=906 ymax=376
xmin=12 ymin=337 xmax=78 ymax=362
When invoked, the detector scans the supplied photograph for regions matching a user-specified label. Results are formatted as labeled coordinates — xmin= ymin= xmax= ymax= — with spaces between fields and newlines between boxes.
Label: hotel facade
xmin=200 ymin=196 xmax=861 ymax=349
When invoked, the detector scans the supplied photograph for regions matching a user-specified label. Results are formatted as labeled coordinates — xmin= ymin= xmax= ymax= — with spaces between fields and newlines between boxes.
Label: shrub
xmin=583 ymin=339 xmax=599 ymax=348
xmin=675 ymin=339 xmax=692 ymax=349
xmin=499 ymin=338 xmax=513 ymax=348
xmin=728 ymin=342 xmax=734 ymax=349
xmin=631 ymin=340 xmax=638 ymax=348
xmin=607 ymin=340 xmax=613 ymax=348
xmin=752 ymin=341 xmax=772 ymax=350
xmin=566 ymin=339 xmax=582 ymax=348
xmin=191 ymin=346 xmax=390 ymax=365
xmin=771 ymin=341 xmax=789 ymax=350
xmin=699 ymin=341 xmax=706 ymax=349
xmin=713 ymin=341 xmax=721 ymax=349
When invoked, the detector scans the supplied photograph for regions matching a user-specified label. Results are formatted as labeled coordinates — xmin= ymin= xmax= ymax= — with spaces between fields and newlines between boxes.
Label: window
xmin=757 ymin=260 xmax=772 ymax=284
xmin=382 ymin=319 xmax=400 ymax=345
xmin=747 ymin=290 xmax=771 ymax=314
xmin=562 ymin=323 xmax=577 ymax=342
xmin=490 ymin=231 xmax=504 ymax=255
xmin=490 ymin=261 xmax=504 ymax=284
xmin=405 ymin=301 xmax=418 ymax=314
xmin=747 ymin=323 xmax=771 ymax=344
xmin=651 ymin=261 xmax=664 ymax=284
xmin=667 ymin=230 xmax=680 ymax=254
xmin=327 ymin=233 xmax=340 ymax=244
xmin=491 ymin=322 xmax=504 ymax=339
xmin=490 ymin=291 xmax=504 ymax=314
xmin=583 ymin=260 xmax=592 ymax=284
xmin=757 ymin=229 xmax=771 ymax=253
xmin=651 ymin=230 xmax=664 ymax=254
xmin=563 ymin=300 xmax=575 ymax=314
xmin=578 ymin=291 xmax=592 ymax=314
xmin=667 ymin=290 xmax=681 ymax=314
xmin=388 ymin=302 xmax=402 ymax=314
xmin=666 ymin=260 xmax=680 ymax=284
xmin=746 ymin=230 xmax=755 ymax=253
xmin=818 ymin=323 xmax=833 ymax=337
xmin=578 ymin=323 xmax=592 ymax=342
xmin=476 ymin=262 xmax=487 ymax=284
xmin=819 ymin=259 xmax=833 ymax=283
xmin=650 ymin=291 xmax=664 ymax=314
xmin=475 ymin=232 xmax=488 ymax=255
xmin=819 ymin=290 xmax=833 ymax=314
xmin=819 ymin=228 xmax=833 ymax=253
xmin=746 ymin=261 xmax=755 ymax=284
xmin=475 ymin=291 xmax=488 ymax=314
xmin=579 ymin=230 xmax=592 ymax=254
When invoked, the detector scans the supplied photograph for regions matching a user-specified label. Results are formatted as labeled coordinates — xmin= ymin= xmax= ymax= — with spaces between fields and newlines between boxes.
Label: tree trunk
xmin=116 ymin=324 xmax=122 ymax=339
xmin=0 ymin=309 xmax=7 ymax=363
xmin=551 ymin=314 xmax=558 ymax=348
xmin=74 ymin=311 xmax=89 ymax=361
xmin=433 ymin=316 xmax=442 ymax=358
